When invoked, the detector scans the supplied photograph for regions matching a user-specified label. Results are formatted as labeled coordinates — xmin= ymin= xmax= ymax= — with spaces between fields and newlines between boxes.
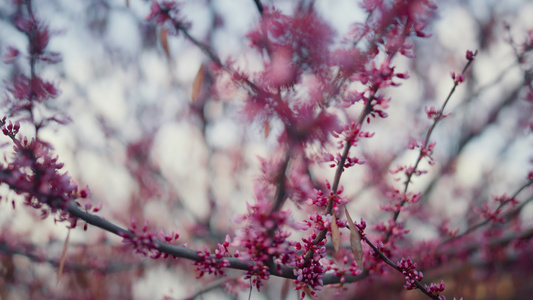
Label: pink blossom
xmin=146 ymin=1 xmax=190 ymax=35
xmin=3 ymin=46 xmax=19 ymax=63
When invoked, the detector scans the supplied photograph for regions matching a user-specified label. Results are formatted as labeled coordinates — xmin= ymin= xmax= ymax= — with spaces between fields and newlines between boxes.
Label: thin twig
xmin=253 ymin=0 xmax=263 ymax=15
xmin=389 ymin=58 xmax=476 ymax=231
xmin=439 ymin=179 xmax=533 ymax=246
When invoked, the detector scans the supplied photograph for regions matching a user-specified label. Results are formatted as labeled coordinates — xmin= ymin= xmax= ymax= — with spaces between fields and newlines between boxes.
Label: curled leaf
xmin=264 ymin=121 xmax=271 ymax=137
xmin=57 ymin=229 xmax=71 ymax=284
xmin=161 ymin=28 xmax=170 ymax=59
xmin=330 ymin=215 xmax=340 ymax=253
xmin=192 ymin=64 xmax=205 ymax=103
xmin=281 ymin=278 xmax=291 ymax=299
xmin=344 ymin=207 xmax=363 ymax=268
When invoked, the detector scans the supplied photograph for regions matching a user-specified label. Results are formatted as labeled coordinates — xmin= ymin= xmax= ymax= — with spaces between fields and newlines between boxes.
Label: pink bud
xmin=466 ymin=49 xmax=478 ymax=61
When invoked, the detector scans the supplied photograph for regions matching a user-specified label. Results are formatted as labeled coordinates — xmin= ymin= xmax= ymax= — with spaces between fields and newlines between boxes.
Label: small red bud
xmin=466 ymin=49 xmax=478 ymax=61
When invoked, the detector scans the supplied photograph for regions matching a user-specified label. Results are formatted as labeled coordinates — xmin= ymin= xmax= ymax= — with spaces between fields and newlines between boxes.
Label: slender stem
xmin=439 ymin=178 xmax=533 ymax=246
xmin=268 ymin=150 xmax=292 ymax=216
xmin=177 ymin=25 xmax=223 ymax=67
xmin=389 ymin=59 xmax=476 ymax=231
xmin=0 ymin=242 xmax=137 ymax=273
xmin=303 ymin=94 xmax=375 ymax=263
xmin=253 ymin=0 xmax=264 ymax=15
xmin=363 ymin=237 xmax=440 ymax=300
xmin=181 ymin=277 xmax=242 ymax=300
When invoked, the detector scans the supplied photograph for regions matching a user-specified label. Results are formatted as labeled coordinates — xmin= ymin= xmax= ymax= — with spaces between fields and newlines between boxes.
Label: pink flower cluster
xmin=408 ymin=139 xmax=437 ymax=165
xmin=425 ymin=106 xmax=450 ymax=121
xmin=4 ymin=16 xmax=62 ymax=120
xmin=325 ymin=256 xmax=361 ymax=285
xmin=0 ymin=3 xmax=85 ymax=229
xmin=374 ymin=218 xmax=410 ymax=246
xmin=0 ymin=117 xmax=88 ymax=222
xmin=381 ymin=188 xmax=422 ymax=213
xmin=397 ymin=257 xmax=424 ymax=290
xmin=292 ymin=234 xmax=328 ymax=299
xmin=232 ymin=202 xmax=296 ymax=290
xmin=426 ymin=280 xmax=446 ymax=298
xmin=119 ymin=217 xmax=180 ymax=259
xmin=302 ymin=213 xmax=347 ymax=233
xmin=12 ymin=15 xmax=60 ymax=61
xmin=193 ymin=235 xmax=232 ymax=278
xmin=306 ymin=181 xmax=348 ymax=214
xmin=247 ymin=8 xmax=334 ymax=80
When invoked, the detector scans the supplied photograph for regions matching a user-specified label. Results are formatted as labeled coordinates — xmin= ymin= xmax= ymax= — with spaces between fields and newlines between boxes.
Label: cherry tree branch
xmin=66 ymin=202 xmax=371 ymax=285
xmin=177 ymin=24 xmax=223 ymax=67
xmin=440 ymin=178 xmax=533 ymax=246
xmin=252 ymin=0 xmax=264 ymax=15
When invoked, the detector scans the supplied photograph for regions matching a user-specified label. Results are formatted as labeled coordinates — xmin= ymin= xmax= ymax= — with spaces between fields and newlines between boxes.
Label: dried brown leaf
xmin=192 ymin=64 xmax=205 ymax=103
xmin=264 ymin=121 xmax=271 ymax=137
xmin=344 ymin=207 xmax=363 ymax=268
xmin=161 ymin=28 xmax=170 ymax=59
xmin=281 ymin=278 xmax=291 ymax=299
xmin=330 ymin=215 xmax=340 ymax=253
xmin=57 ymin=229 xmax=70 ymax=284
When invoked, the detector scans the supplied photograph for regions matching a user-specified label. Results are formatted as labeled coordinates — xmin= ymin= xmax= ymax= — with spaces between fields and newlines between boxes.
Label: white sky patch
xmin=140 ymin=51 xmax=170 ymax=89
xmin=174 ymin=48 xmax=204 ymax=83
xmin=153 ymin=122 xmax=209 ymax=217
xmin=87 ymin=77 xmax=128 ymax=126
xmin=435 ymin=5 xmax=479 ymax=56
xmin=105 ymin=10 xmax=142 ymax=54
xmin=77 ymin=149 xmax=133 ymax=213
xmin=206 ymin=118 xmax=242 ymax=149
xmin=133 ymin=265 xmax=182 ymax=300
xmin=315 ymin=0 xmax=366 ymax=39
xmin=56 ymin=32 xmax=96 ymax=85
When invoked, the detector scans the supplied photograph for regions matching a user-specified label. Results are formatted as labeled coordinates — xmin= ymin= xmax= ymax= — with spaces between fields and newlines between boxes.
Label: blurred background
xmin=0 ymin=0 xmax=532 ymax=299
